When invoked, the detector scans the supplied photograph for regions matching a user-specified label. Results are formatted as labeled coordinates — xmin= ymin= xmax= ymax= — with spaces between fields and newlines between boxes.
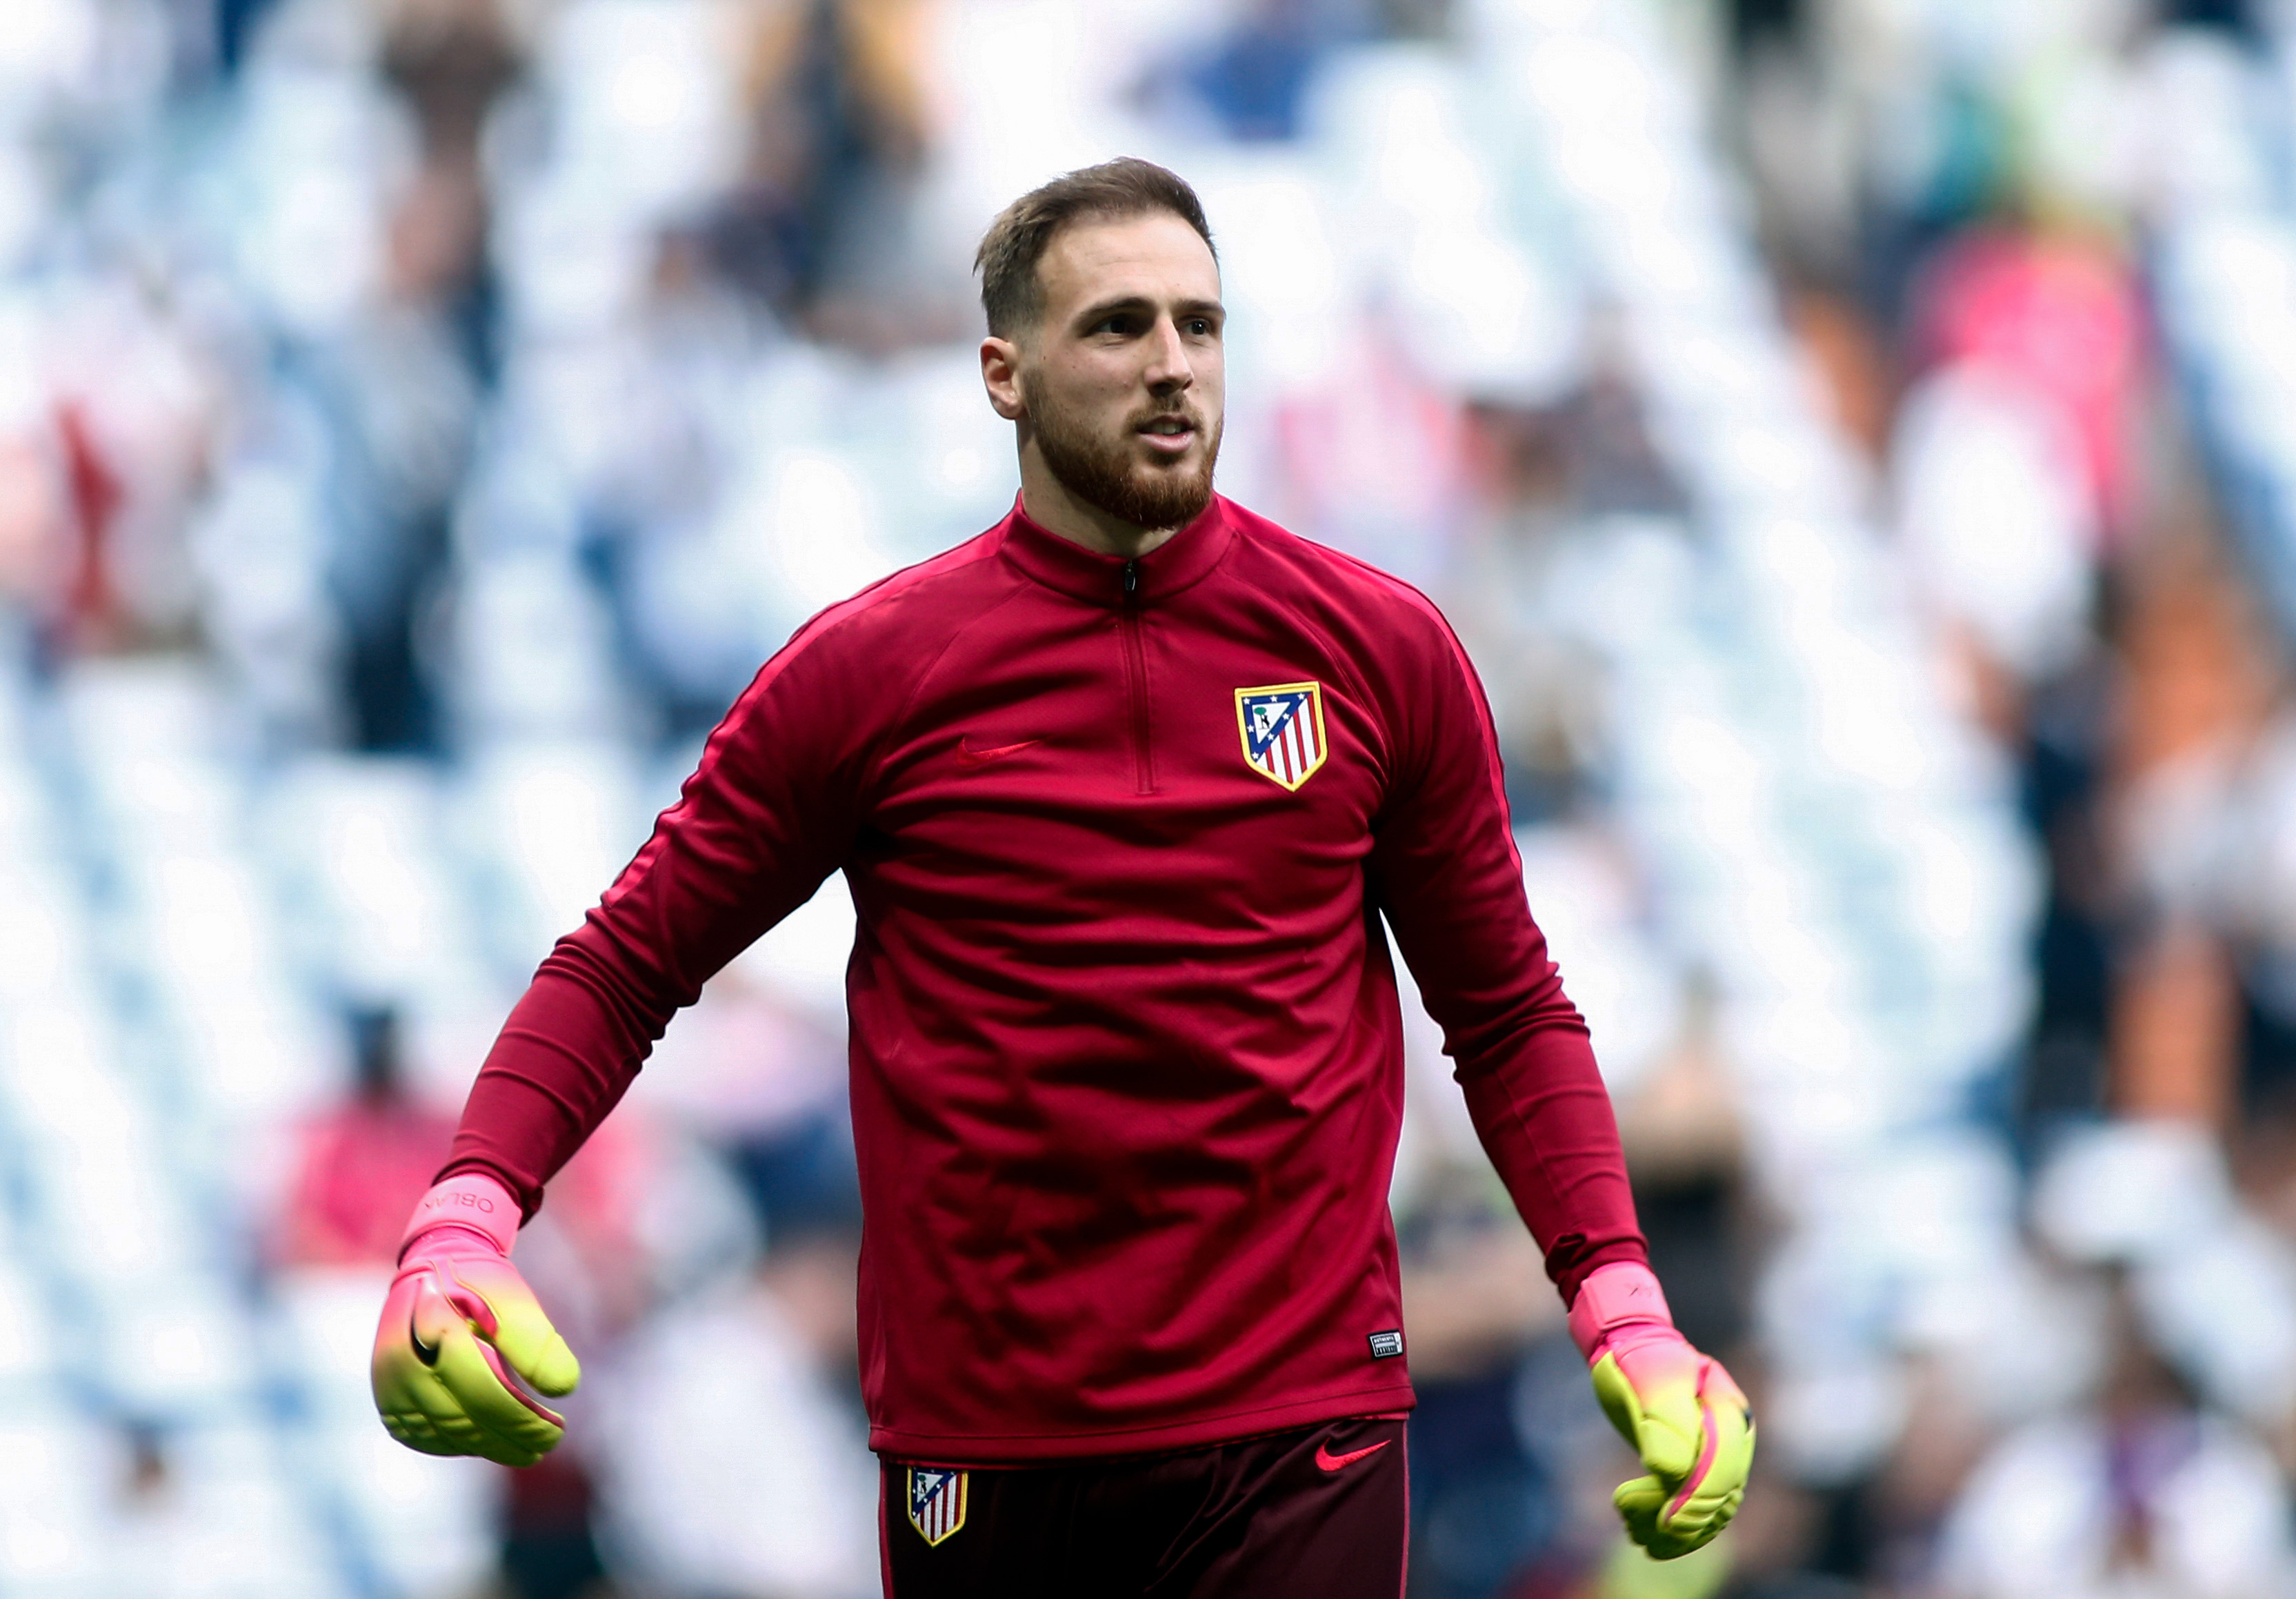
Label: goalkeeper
xmin=372 ymin=157 xmax=1751 ymax=1595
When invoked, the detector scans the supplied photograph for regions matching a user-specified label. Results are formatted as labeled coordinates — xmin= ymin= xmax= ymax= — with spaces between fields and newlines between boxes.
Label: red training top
xmin=443 ymin=494 xmax=1647 ymax=1464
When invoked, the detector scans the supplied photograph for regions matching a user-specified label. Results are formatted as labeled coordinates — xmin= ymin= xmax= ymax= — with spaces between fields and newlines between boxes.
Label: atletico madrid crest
xmin=907 ymin=1467 xmax=968 ymax=1545
xmin=1236 ymin=682 xmax=1328 ymax=791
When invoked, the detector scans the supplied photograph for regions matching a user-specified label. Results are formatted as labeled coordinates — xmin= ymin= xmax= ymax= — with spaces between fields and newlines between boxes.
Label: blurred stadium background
xmin=6 ymin=0 xmax=2296 ymax=1594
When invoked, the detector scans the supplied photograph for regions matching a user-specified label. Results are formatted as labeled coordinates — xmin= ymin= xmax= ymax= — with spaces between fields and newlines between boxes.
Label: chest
xmin=864 ymin=602 xmax=1391 ymax=876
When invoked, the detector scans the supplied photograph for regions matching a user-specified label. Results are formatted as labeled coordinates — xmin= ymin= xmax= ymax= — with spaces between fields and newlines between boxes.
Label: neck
xmin=1016 ymin=441 xmax=1183 ymax=560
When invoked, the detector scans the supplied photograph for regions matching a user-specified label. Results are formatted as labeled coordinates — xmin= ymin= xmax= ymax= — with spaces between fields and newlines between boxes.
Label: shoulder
xmin=754 ymin=530 xmax=1014 ymax=691
xmin=786 ymin=532 xmax=1013 ymax=661
xmin=1219 ymin=499 xmax=1467 ymax=664
xmin=716 ymin=530 xmax=1017 ymax=748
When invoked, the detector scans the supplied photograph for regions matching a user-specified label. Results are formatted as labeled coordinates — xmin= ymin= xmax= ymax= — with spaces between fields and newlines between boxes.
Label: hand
xmin=370 ymin=1173 xmax=581 ymax=1468
xmin=1568 ymin=1262 xmax=1754 ymax=1559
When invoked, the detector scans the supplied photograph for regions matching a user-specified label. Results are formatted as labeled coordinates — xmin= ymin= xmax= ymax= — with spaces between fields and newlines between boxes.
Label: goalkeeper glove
xmin=1568 ymin=1260 xmax=1754 ymax=1559
xmin=370 ymin=1173 xmax=580 ymax=1468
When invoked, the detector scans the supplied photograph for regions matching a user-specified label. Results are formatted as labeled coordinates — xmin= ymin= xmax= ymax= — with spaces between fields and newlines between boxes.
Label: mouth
xmin=1136 ymin=415 xmax=1198 ymax=456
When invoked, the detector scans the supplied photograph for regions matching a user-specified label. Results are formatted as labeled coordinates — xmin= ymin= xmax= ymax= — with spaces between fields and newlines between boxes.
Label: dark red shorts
xmin=879 ymin=1416 xmax=1408 ymax=1599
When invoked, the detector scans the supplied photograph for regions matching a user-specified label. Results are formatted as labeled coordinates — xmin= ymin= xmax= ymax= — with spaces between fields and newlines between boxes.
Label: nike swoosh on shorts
xmin=1315 ymin=1438 xmax=1390 ymax=1471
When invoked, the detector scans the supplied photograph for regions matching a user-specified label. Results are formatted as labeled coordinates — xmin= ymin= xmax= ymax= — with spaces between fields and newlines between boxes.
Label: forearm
xmin=1456 ymin=1017 xmax=1647 ymax=1304
xmin=437 ymin=949 xmax=664 ymax=1218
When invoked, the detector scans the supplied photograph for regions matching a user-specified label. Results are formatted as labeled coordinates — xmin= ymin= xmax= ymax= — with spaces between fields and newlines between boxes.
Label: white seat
xmin=279 ymin=1269 xmax=500 ymax=1597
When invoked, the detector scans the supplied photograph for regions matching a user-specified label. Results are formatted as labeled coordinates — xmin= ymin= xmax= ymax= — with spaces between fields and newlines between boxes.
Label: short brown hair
xmin=974 ymin=158 xmax=1217 ymax=338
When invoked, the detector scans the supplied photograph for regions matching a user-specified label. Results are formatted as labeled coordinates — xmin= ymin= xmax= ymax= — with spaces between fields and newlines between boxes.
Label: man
xmin=372 ymin=159 xmax=1753 ymax=1595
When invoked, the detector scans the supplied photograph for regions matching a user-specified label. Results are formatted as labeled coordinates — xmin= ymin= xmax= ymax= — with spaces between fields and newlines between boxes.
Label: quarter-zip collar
xmin=996 ymin=491 xmax=1237 ymax=607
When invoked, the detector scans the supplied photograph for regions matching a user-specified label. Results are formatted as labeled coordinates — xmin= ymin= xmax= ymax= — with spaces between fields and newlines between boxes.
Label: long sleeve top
xmin=442 ymin=493 xmax=1648 ymax=1464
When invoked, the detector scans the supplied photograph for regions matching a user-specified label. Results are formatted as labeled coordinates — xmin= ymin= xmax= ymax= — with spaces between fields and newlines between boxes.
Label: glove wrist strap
xmin=1568 ymin=1260 xmax=1675 ymax=1361
xmin=399 ymin=1172 xmax=520 ymax=1262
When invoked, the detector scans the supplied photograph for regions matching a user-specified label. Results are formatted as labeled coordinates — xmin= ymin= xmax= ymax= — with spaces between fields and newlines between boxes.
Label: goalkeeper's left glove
xmin=370 ymin=1173 xmax=580 ymax=1468
xmin=1568 ymin=1260 xmax=1755 ymax=1559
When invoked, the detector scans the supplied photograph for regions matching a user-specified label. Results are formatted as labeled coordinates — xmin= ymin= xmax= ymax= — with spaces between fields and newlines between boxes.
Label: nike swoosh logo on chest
xmin=955 ymin=737 xmax=1042 ymax=768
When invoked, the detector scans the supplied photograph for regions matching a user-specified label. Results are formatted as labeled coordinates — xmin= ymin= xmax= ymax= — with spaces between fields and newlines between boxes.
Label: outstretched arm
xmin=1365 ymin=601 xmax=1643 ymax=1301
xmin=1368 ymin=597 xmax=1751 ymax=1558
xmin=442 ymin=607 xmax=878 ymax=1213
xmin=372 ymin=607 xmax=880 ymax=1462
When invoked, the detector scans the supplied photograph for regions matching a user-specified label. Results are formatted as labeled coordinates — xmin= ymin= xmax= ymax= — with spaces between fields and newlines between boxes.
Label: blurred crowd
xmin=10 ymin=0 xmax=2296 ymax=1596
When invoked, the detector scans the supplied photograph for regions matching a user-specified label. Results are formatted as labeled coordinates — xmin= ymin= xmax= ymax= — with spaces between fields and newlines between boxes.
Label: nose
xmin=1144 ymin=315 xmax=1193 ymax=395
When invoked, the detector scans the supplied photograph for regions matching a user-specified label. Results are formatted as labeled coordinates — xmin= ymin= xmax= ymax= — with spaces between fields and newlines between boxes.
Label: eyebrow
xmin=1072 ymin=294 xmax=1226 ymax=328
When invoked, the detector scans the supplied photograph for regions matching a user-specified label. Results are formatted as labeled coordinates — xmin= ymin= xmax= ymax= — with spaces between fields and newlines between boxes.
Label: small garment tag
xmin=1367 ymin=1330 xmax=1404 ymax=1360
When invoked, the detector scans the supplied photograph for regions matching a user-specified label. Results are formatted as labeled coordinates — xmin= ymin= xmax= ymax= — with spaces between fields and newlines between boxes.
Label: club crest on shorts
xmin=1235 ymin=682 xmax=1328 ymax=791
xmin=906 ymin=1467 xmax=968 ymax=1545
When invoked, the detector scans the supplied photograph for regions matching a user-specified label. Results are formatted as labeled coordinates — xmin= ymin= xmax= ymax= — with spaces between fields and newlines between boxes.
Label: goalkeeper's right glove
xmin=370 ymin=1173 xmax=581 ymax=1468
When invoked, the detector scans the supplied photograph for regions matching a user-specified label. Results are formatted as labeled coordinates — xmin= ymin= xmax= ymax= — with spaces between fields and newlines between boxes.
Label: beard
xmin=1023 ymin=374 xmax=1222 ymax=533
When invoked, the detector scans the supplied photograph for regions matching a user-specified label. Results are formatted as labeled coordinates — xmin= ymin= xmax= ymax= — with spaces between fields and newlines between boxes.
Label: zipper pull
xmin=1123 ymin=560 xmax=1139 ymax=600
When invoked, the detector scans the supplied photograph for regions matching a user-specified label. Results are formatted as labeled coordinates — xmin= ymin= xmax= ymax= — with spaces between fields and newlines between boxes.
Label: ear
xmin=981 ymin=335 xmax=1027 ymax=421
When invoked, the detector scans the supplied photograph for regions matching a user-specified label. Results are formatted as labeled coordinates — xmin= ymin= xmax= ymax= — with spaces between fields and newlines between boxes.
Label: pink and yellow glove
xmin=370 ymin=1173 xmax=580 ymax=1469
xmin=1569 ymin=1261 xmax=1754 ymax=1559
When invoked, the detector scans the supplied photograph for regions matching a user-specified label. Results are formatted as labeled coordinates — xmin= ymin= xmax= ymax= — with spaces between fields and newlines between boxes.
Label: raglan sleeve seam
xmin=856 ymin=579 xmax=1035 ymax=804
